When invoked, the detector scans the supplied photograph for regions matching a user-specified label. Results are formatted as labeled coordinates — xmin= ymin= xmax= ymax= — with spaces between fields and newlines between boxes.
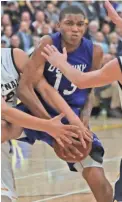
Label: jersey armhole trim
xmin=11 ymin=49 xmax=20 ymax=77
xmin=117 ymin=57 xmax=122 ymax=72
xmin=118 ymin=82 xmax=122 ymax=90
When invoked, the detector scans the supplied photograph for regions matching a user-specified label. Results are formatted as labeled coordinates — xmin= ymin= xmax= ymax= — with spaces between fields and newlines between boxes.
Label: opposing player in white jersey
xmin=1 ymin=48 xmax=82 ymax=202
xmin=41 ymin=1 xmax=122 ymax=201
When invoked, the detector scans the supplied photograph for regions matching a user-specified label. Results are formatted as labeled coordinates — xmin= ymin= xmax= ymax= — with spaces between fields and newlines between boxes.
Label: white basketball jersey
xmin=1 ymin=48 xmax=20 ymax=107
xmin=118 ymin=56 xmax=122 ymax=108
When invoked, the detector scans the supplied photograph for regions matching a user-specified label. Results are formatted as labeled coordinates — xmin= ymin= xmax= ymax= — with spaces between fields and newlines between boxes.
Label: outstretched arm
xmin=104 ymin=0 xmax=122 ymax=28
xmin=1 ymin=97 xmax=81 ymax=146
xmin=41 ymin=45 xmax=122 ymax=88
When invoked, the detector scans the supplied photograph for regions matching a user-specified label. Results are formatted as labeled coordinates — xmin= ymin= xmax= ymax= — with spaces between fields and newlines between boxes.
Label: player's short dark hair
xmin=59 ymin=6 xmax=85 ymax=21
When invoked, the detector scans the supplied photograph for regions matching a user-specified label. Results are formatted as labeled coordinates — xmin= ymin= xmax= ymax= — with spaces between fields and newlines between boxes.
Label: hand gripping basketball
xmin=53 ymin=139 xmax=92 ymax=163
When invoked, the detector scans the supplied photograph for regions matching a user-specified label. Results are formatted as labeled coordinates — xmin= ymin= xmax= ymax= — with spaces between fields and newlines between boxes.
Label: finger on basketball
xmin=69 ymin=138 xmax=82 ymax=146
xmin=79 ymin=136 xmax=87 ymax=149
xmin=55 ymin=138 xmax=64 ymax=148
xmin=61 ymin=135 xmax=72 ymax=144
xmin=68 ymin=144 xmax=83 ymax=157
xmin=84 ymin=133 xmax=93 ymax=142
xmin=64 ymin=147 xmax=76 ymax=159
xmin=65 ymin=131 xmax=78 ymax=138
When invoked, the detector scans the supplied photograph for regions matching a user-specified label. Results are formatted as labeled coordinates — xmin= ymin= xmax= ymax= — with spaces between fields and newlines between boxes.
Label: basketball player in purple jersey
xmin=17 ymin=5 xmax=113 ymax=202
xmin=41 ymin=1 xmax=122 ymax=201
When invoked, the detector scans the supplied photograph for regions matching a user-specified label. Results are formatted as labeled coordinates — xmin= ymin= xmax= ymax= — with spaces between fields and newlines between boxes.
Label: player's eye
xmin=65 ymin=21 xmax=73 ymax=26
xmin=77 ymin=22 xmax=85 ymax=27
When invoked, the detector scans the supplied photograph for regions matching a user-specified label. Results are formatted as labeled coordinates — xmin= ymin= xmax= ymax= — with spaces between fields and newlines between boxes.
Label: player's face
xmin=59 ymin=14 xmax=86 ymax=47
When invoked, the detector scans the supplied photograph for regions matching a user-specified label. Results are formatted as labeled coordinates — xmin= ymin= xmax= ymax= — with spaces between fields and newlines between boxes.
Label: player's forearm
xmin=80 ymin=90 xmax=93 ymax=124
xmin=17 ymin=84 xmax=51 ymax=119
xmin=57 ymin=60 xmax=88 ymax=88
xmin=38 ymin=85 xmax=79 ymax=122
xmin=1 ymin=105 xmax=51 ymax=132
xmin=58 ymin=60 xmax=115 ymax=88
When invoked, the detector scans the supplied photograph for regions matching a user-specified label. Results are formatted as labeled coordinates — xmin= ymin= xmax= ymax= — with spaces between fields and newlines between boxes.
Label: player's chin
xmin=53 ymin=140 xmax=92 ymax=163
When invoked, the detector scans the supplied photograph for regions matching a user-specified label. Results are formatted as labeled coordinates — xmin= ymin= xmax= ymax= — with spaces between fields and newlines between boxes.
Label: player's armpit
xmin=17 ymin=35 xmax=53 ymax=119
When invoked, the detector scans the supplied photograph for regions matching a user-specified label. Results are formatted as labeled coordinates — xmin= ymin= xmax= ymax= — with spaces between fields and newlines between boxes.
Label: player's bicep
xmin=19 ymin=35 xmax=53 ymax=87
xmin=13 ymin=48 xmax=29 ymax=73
xmin=91 ymin=45 xmax=103 ymax=71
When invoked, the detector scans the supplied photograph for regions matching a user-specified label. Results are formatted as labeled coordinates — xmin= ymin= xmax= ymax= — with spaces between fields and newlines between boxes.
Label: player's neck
xmin=61 ymin=40 xmax=81 ymax=53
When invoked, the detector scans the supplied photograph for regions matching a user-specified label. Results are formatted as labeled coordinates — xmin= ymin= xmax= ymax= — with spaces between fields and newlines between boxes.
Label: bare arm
xmin=2 ymin=97 xmax=82 ymax=146
xmin=17 ymin=36 xmax=53 ymax=119
xmin=42 ymin=45 xmax=122 ymax=88
xmin=36 ymin=76 xmax=92 ymax=147
xmin=1 ymin=97 xmax=49 ymax=131
xmin=36 ymin=76 xmax=79 ymax=122
xmin=104 ymin=0 xmax=122 ymax=28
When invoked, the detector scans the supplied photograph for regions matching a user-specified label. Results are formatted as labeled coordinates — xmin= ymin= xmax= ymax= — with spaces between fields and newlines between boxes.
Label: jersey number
xmin=6 ymin=91 xmax=15 ymax=102
xmin=54 ymin=72 xmax=77 ymax=95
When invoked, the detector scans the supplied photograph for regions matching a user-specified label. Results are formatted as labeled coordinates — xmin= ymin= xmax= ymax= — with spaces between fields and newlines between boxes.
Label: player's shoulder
xmin=38 ymin=35 xmax=53 ymax=47
xmin=13 ymin=48 xmax=29 ymax=73
xmin=93 ymin=44 xmax=103 ymax=59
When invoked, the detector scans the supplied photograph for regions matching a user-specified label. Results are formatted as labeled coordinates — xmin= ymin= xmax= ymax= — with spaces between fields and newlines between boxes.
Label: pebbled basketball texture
xmin=53 ymin=139 xmax=92 ymax=163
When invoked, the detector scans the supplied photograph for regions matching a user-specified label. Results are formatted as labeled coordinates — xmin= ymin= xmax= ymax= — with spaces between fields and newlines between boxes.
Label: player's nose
xmin=71 ymin=24 xmax=79 ymax=32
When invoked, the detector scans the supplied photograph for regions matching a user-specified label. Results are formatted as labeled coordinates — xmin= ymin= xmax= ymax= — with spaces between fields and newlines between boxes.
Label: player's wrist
xmin=58 ymin=60 xmax=67 ymax=70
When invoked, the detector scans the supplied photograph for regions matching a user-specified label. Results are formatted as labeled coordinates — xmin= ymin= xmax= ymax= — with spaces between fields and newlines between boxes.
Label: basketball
xmin=53 ymin=139 xmax=92 ymax=163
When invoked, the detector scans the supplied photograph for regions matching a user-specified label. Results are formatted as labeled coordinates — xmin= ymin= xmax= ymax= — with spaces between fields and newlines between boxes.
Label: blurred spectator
xmin=1 ymin=25 xmax=13 ymax=47
xmin=21 ymin=11 xmax=35 ymax=33
xmin=31 ymin=0 xmax=46 ymax=11
xmin=1 ymin=13 xmax=12 ymax=27
xmin=94 ymin=32 xmax=109 ymax=53
xmin=83 ymin=1 xmax=98 ymax=21
xmin=93 ymin=1 xmax=107 ymax=24
xmin=18 ymin=0 xmax=35 ymax=16
xmin=5 ymin=1 xmax=20 ymax=32
xmin=88 ymin=20 xmax=99 ymax=41
xmin=32 ymin=10 xmax=45 ymax=36
xmin=1 ymin=40 xmax=7 ymax=48
xmin=40 ymin=23 xmax=52 ymax=37
xmin=17 ymin=21 xmax=33 ymax=52
xmin=109 ymin=32 xmax=119 ymax=48
xmin=101 ymin=23 xmax=111 ymax=44
xmin=10 ymin=35 xmax=21 ymax=49
xmin=1 ymin=14 xmax=12 ymax=34
xmin=109 ymin=44 xmax=117 ymax=57
xmin=27 ymin=36 xmax=40 ymax=56
xmin=45 ymin=3 xmax=59 ymax=23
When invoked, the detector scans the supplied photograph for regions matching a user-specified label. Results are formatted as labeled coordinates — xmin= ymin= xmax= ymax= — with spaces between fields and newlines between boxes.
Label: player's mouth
xmin=71 ymin=34 xmax=79 ymax=38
